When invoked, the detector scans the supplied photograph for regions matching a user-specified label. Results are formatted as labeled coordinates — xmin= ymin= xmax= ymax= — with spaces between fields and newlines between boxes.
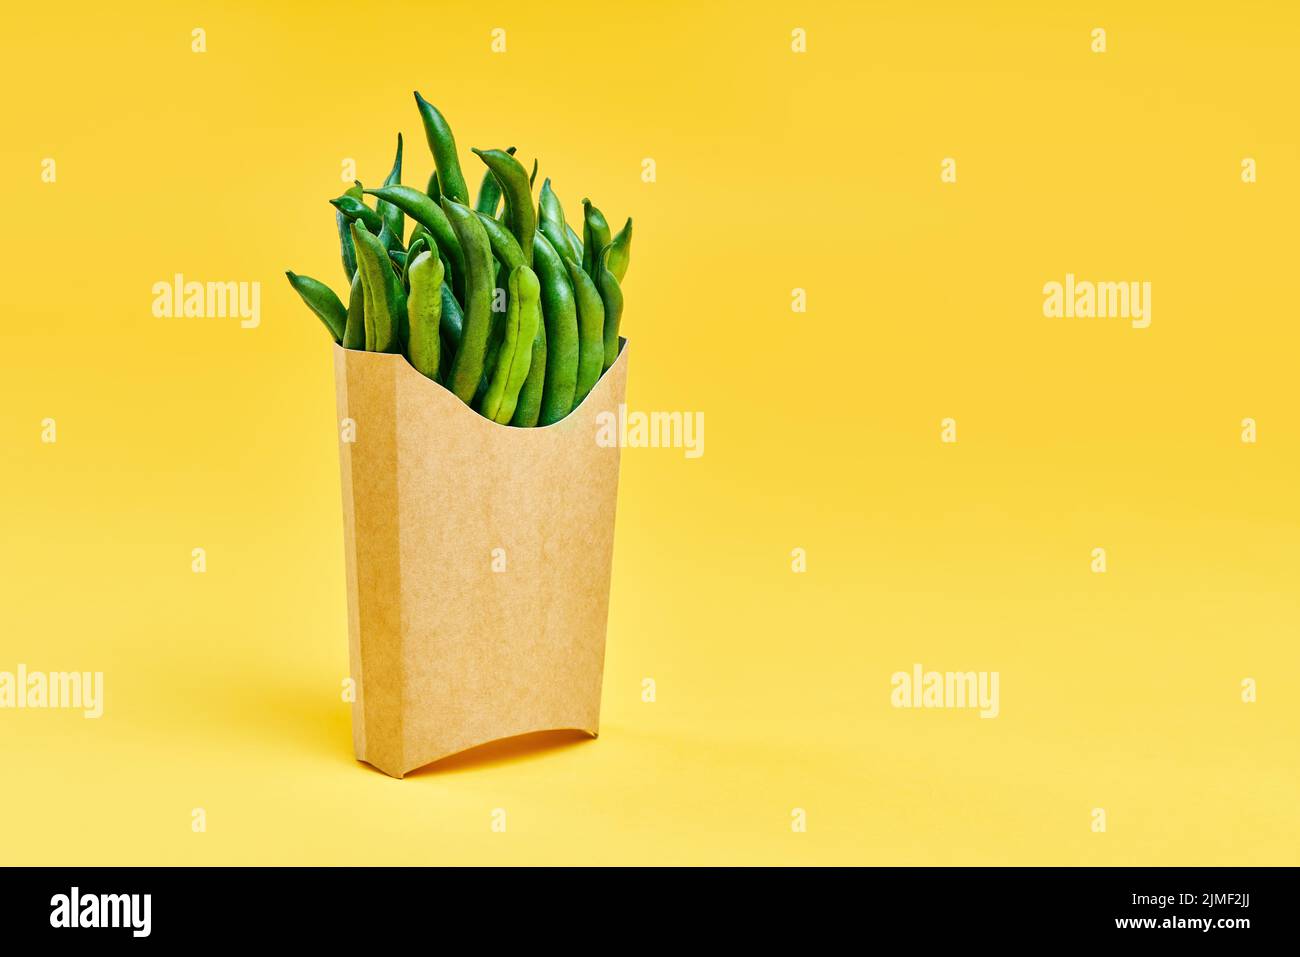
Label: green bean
xmin=408 ymin=223 xmax=435 ymax=264
xmin=441 ymin=196 xmax=494 ymax=403
xmin=474 ymin=210 xmax=525 ymax=273
xmin=376 ymin=133 xmax=404 ymax=242
xmin=331 ymin=194 xmax=383 ymax=235
xmin=532 ymin=232 xmax=579 ymax=424
xmin=285 ymin=271 xmax=346 ymax=342
xmin=438 ymin=280 xmax=464 ymax=384
xmin=474 ymin=303 xmax=507 ymax=409
xmin=407 ymin=225 xmax=431 ymax=257
xmin=607 ymin=217 xmax=632 ymax=283
xmin=350 ymin=220 xmax=405 ymax=353
xmin=510 ymin=314 xmax=546 ymax=428
xmin=595 ymin=244 xmax=624 ymax=371
xmin=475 ymin=172 xmax=501 ymax=217
xmin=564 ymin=257 xmax=605 ymax=407
xmin=363 ymin=185 xmax=465 ymax=301
xmin=303 ymin=93 xmax=638 ymax=427
xmin=406 ymin=250 xmax=443 ymax=382
xmin=474 ymin=146 xmax=516 ymax=215
xmin=472 ymin=216 xmax=523 ymax=393
xmin=581 ymin=198 xmax=611 ymax=279
xmin=438 ymin=248 xmax=455 ymax=299
xmin=357 ymin=229 xmax=376 ymax=350
xmin=439 ymin=280 xmax=463 ymax=349
xmin=342 ymin=271 xmax=366 ymax=350
xmin=478 ymin=265 xmax=541 ymax=424
xmin=537 ymin=178 xmax=572 ymax=265
xmin=472 ymin=351 xmax=494 ymax=407
xmin=337 ymin=211 xmax=357 ymax=280
xmin=565 ymin=222 xmax=583 ymax=264
xmin=377 ymin=221 xmax=401 ymax=257
xmin=402 ymin=235 xmax=429 ymax=289
xmin=472 ymin=148 xmax=535 ymax=266
xmin=336 ymin=182 xmax=364 ymax=282
xmin=413 ymin=92 xmax=469 ymax=205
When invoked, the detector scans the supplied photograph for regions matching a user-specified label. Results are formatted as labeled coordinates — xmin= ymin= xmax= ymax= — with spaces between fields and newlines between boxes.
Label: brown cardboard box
xmin=332 ymin=342 xmax=628 ymax=778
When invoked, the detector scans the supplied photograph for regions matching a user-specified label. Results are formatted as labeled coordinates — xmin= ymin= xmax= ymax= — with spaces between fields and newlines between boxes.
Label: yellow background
xmin=2 ymin=1 xmax=1296 ymax=865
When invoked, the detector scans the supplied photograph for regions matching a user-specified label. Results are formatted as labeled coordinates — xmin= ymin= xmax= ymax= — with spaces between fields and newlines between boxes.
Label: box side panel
xmin=572 ymin=348 xmax=628 ymax=730
xmin=343 ymin=351 xmax=405 ymax=776
xmin=332 ymin=346 xmax=365 ymax=761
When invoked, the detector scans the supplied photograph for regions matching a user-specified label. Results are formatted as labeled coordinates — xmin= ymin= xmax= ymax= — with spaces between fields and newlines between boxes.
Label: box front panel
xmin=394 ymin=348 xmax=628 ymax=771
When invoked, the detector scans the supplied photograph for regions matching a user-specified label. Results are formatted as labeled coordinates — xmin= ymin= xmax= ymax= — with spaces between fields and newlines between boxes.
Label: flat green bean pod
xmin=376 ymin=221 xmax=402 ymax=257
xmin=441 ymin=196 xmax=495 ymax=403
xmin=472 ymin=148 xmax=535 ymax=266
xmin=408 ymin=222 xmax=434 ymax=256
xmin=478 ymin=265 xmax=541 ymax=424
xmin=336 ymin=183 xmax=364 ymax=281
xmin=607 ymin=217 xmax=632 ymax=283
xmin=406 ymin=250 xmax=443 ymax=382
xmin=376 ymin=133 xmax=404 ymax=242
xmin=564 ymin=222 xmax=583 ymax=264
xmin=474 ymin=210 xmax=525 ymax=273
xmin=438 ymin=281 xmax=464 ymax=384
xmin=331 ymin=194 xmax=383 ymax=235
xmin=439 ymin=280 xmax=463 ymax=349
xmin=595 ymin=244 xmax=624 ymax=371
xmin=342 ymin=271 xmax=366 ymax=350
xmin=510 ymin=301 xmax=546 ymax=428
xmin=350 ymin=220 xmax=406 ymax=353
xmin=532 ymin=232 xmax=579 ymax=424
xmin=564 ymin=256 xmax=605 ymax=408
xmin=285 ymin=271 xmax=346 ymax=342
xmin=581 ymin=198 xmax=611 ymax=279
xmin=402 ymin=235 xmax=430 ymax=289
xmin=413 ymin=92 xmax=470 ymax=205
xmin=537 ymin=178 xmax=572 ymax=265
xmin=474 ymin=145 xmax=516 ymax=215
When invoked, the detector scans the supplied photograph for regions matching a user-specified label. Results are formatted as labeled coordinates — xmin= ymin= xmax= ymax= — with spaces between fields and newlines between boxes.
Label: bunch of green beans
xmin=287 ymin=92 xmax=632 ymax=427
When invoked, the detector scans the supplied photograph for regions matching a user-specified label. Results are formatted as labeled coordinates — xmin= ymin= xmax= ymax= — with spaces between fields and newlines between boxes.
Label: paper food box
xmin=332 ymin=341 xmax=628 ymax=778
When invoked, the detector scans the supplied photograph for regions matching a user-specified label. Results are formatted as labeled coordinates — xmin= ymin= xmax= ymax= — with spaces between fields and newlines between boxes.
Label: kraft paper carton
xmin=332 ymin=342 xmax=629 ymax=778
